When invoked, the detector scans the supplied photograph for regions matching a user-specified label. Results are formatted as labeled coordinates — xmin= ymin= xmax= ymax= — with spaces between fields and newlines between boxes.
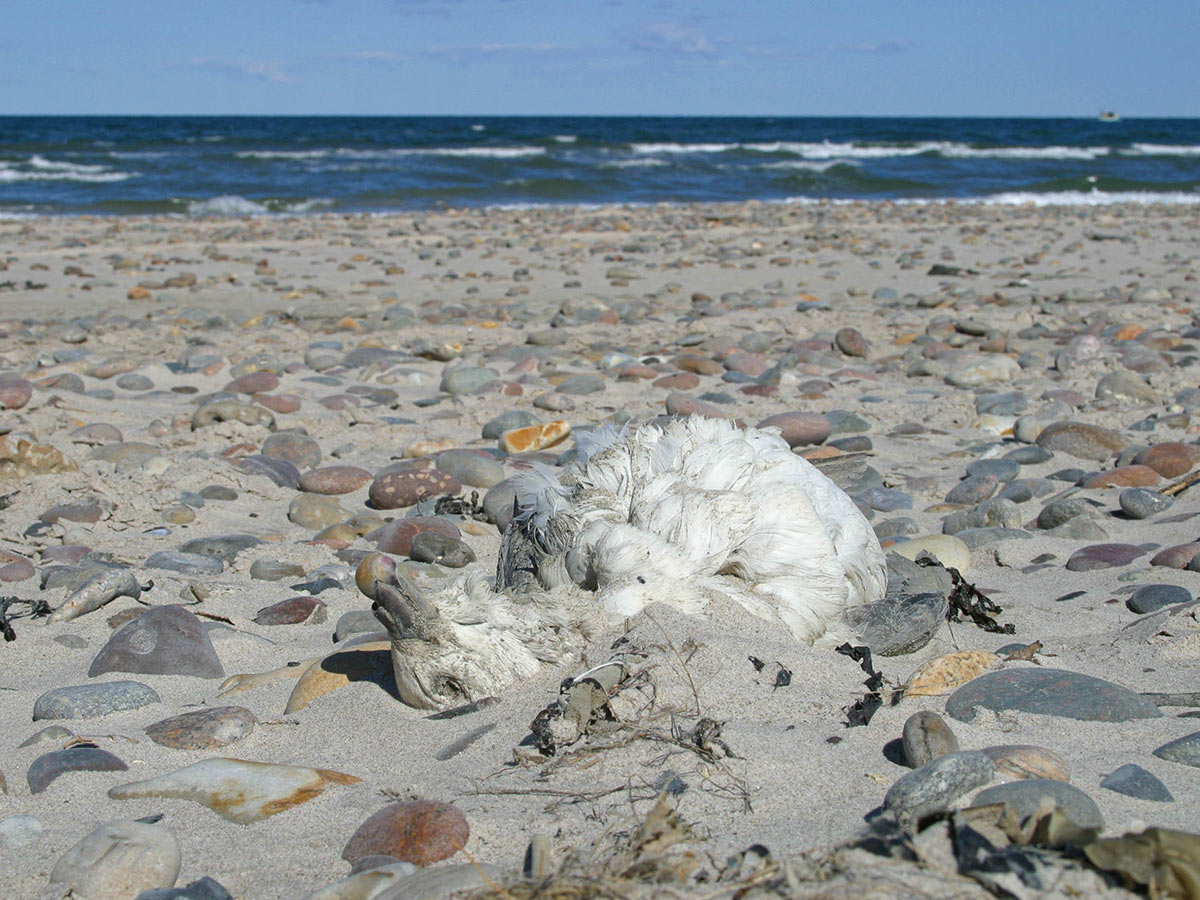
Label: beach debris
xmin=0 ymin=594 xmax=51 ymax=641
xmin=916 ymin=557 xmax=1014 ymax=634
xmin=836 ymin=643 xmax=890 ymax=727
xmin=47 ymin=569 xmax=150 ymax=625
xmin=108 ymin=758 xmax=361 ymax=824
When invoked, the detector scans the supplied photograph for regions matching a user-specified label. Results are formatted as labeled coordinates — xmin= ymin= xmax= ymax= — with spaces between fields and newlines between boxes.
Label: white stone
xmin=50 ymin=819 xmax=180 ymax=900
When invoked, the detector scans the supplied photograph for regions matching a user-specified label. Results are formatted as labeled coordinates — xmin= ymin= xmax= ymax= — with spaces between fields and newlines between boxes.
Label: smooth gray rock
xmin=334 ymin=610 xmax=387 ymax=643
xmin=144 ymin=551 xmax=223 ymax=575
xmin=177 ymin=534 xmax=263 ymax=565
xmin=51 ymin=819 xmax=181 ymax=899
xmin=971 ymin=779 xmax=1104 ymax=830
xmin=902 ymin=711 xmax=959 ymax=768
xmin=945 ymin=475 xmax=999 ymax=505
xmin=1120 ymin=487 xmax=1175 ymax=519
xmin=1153 ymin=731 xmax=1200 ymax=768
xmin=883 ymin=751 xmax=994 ymax=824
xmin=234 ymin=455 xmax=301 ymax=489
xmin=844 ymin=591 xmax=946 ymax=657
xmin=408 ymin=531 xmax=476 ymax=568
xmin=946 ymin=668 xmax=1161 ymax=723
xmin=482 ymin=410 xmax=539 ymax=440
xmin=1127 ymin=584 xmax=1192 ymax=614
xmin=440 ymin=366 xmax=496 ymax=395
xmin=0 ymin=814 xmax=44 ymax=849
xmin=1100 ymin=764 xmax=1174 ymax=802
xmin=436 ymin=449 xmax=505 ymax=488
xmin=27 ymin=745 xmax=128 ymax=793
xmin=89 ymin=605 xmax=224 ymax=679
xmin=482 ymin=479 xmax=518 ymax=531
xmin=136 ymin=876 xmax=236 ymax=900
xmin=33 ymin=681 xmax=161 ymax=720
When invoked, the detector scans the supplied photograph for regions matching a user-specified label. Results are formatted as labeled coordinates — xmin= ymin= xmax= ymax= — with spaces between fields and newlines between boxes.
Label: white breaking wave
xmin=237 ymin=146 xmax=545 ymax=161
xmin=630 ymin=140 xmax=1115 ymax=161
xmin=631 ymin=142 xmax=739 ymax=154
xmin=605 ymin=158 xmax=670 ymax=168
xmin=236 ymin=150 xmax=331 ymax=160
xmin=0 ymin=157 xmax=132 ymax=183
xmin=1125 ymin=143 xmax=1200 ymax=156
xmin=185 ymin=195 xmax=332 ymax=216
xmin=979 ymin=190 xmax=1200 ymax=206
xmin=553 ymin=135 xmax=577 ymax=143
xmin=939 ymin=144 xmax=1107 ymax=160
xmin=762 ymin=159 xmax=850 ymax=172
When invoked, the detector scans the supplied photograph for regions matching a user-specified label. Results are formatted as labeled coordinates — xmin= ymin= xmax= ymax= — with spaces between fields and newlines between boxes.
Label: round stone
xmin=482 ymin=410 xmax=539 ymax=440
xmin=902 ymin=711 xmax=959 ymax=768
xmin=33 ymin=681 xmax=161 ymax=720
xmin=1080 ymin=465 xmax=1161 ymax=489
xmin=226 ymin=371 xmax=280 ymax=394
xmin=51 ymin=819 xmax=181 ymax=899
xmin=409 ymin=532 xmax=476 ymax=568
xmin=980 ymin=745 xmax=1070 ymax=782
xmin=1065 ymin=543 xmax=1147 ymax=571
xmin=288 ymin=494 xmax=346 ymax=530
xmin=1127 ymin=584 xmax=1192 ymax=614
xmin=253 ymin=596 xmax=327 ymax=626
xmin=144 ymin=707 xmax=257 ymax=750
xmin=88 ymin=606 xmax=224 ymax=679
xmin=440 ymin=366 xmax=497 ymax=395
xmin=235 ymin=454 xmax=301 ymax=490
xmin=946 ymin=668 xmax=1161 ymax=723
xmin=756 ymin=412 xmax=831 ymax=448
xmin=945 ymin=475 xmax=999 ymax=505
xmin=371 ymin=517 xmax=461 ymax=557
xmin=298 ymin=465 xmax=372 ymax=495
xmin=834 ymin=327 xmax=869 ymax=358
xmin=1150 ymin=542 xmax=1200 ymax=569
xmin=883 ymin=751 xmax=994 ymax=824
xmin=369 ymin=469 xmax=461 ymax=509
xmin=248 ymin=559 xmax=306 ymax=581
xmin=0 ymin=377 xmax=33 ymax=409
xmin=144 ymin=551 xmax=223 ymax=576
xmin=1153 ymin=731 xmax=1200 ymax=768
xmin=262 ymin=432 xmax=321 ymax=470
xmin=1119 ymin=487 xmax=1175 ymax=520
xmin=970 ymin=780 xmax=1104 ymax=830
xmin=436 ymin=449 xmax=505 ymax=488
xmin=1036 ymin=421 xmax=1129 ymax=462
xmin=342 ymin=800 xmax=469 ymax=867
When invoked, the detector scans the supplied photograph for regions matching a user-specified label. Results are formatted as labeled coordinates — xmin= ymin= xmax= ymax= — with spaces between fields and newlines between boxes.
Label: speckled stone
xmin=946 ymin=668 xmax=1161 ymax=723
xmin=144 ymin=707 xmax=257 ymax=750
xmin=844 ymin=591 xmax=946 ymax=657
xmin=945 ymin=475 xmax=999 ymax=505
xmin=89 ymin=605 xmax=224 ymax=679
xmin=33 ymin=681 xmax=161 ymax=720
xmin=882 ymin=751 xmax=994 ymax=824
xmin=1120 ymin=487 xmax=1175 ymax=520
xmin=970 ymin=780 xmax=1104 ymax=830
xmin=1100 ymin=764 xmax=1174 ymax=802
xmin=370 ymin=469 xmax=461 ymax=509
xmin=27 ymin=745 xmax=128 ymax=793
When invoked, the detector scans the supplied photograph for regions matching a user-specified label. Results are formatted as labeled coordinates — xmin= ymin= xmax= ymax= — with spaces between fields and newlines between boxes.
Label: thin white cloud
xmin=629 ymin=22 xmax=715 ymax=57
xmin=345 ymin=50 xmax=405 ymax=62
xmin=189 ymin=57 xmax=292 ymax=83
xmin=424 ymin=41 xmax=574 ymax=63
xmin=823 ymin=38 xmax=910 ymax=55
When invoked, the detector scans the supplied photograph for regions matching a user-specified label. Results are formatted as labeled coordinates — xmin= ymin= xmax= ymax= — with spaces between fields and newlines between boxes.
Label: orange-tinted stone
xmin=1134 ymin=442 xmax=1200 ymax=478
xmin=1080 ymin=465 xmax=1161 ymax=489
xmin=500 ymin=420 xmax=571 ymax=454
xmin=342 ymin=800 xmax=469 ymax=867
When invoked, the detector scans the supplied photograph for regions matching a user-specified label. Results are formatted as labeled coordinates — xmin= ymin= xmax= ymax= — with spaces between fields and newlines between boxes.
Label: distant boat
xmin=1098 ymin=110 xmax=1120 ymax=122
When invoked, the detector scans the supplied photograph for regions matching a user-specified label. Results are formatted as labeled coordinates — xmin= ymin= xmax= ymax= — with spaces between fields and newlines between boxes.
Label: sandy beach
xmin=1 ymin=200 xmax=1199 ymax=899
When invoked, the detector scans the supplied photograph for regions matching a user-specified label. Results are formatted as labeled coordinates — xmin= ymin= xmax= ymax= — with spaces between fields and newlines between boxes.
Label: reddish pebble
xmin=1080 ymin=465 xmax=1161 ymax=489
xmin=0 ymin=377 xmax=33 ymax=410
xmin=369 ymin=469 xmax=460 ymax=509
xmin=740 ymin=383 xmax=777 ymax=397
xmin=0 ymin=559 xmax=35 ymax=582
xmin=673 ymin=354 xmax=723 ymax=376
xmin=342 ymin=800 xmax=469 ymax=867
xmin=653 ymin=373 xmax=700 ymax=390
xmin=835 ymin=327 xmax=869 ymax=358
xmin=253 ymin=596 xmax=327 ymax=626
xmin=617 ymin=364 xmax=658 ymax=380
xmin=369 ymin=517 xmax=460 ymax=556
xmin=298 ymin=465 xmax=372 ymax=495
xmin=256 ymin=393 xmax=301 ymax=414
xmin=1150 ymin=542 xmax=1200 ymax=569
xmin=757 ymin=412 xmax=832 ymax=448
xmin=1065 ymin=543 xmax=1148 ymax=571
xmin=1134 ymin=442 xmax=1200 ymax=478
xmin=723 ymin=351 xmax=770 ymax=377
xmin=225 ymin=371 xmax=280 ymax=394
xmin=320 ymin=394 xmax=361 ymax=411
xmin=664 ymin=392 xmax=728 ymax=419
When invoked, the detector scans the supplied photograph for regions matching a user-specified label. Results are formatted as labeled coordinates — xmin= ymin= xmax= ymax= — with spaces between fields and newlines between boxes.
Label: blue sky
xmin=4 ymin=0 xmax=1197 ymax=116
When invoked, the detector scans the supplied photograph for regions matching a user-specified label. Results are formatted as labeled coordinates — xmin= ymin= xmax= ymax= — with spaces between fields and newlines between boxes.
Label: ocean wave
xmin=236 ymin=150 xmax=331 ymax=160
xmin=236 ymin=146 xmax=546 ymax=161
xmin=629 ymin=140 xmax=1113 ymax=160
xmin=552 ymin=135 xmax=577 ymax=143
xmin=605 ymin=158 xmax=670 ymax=168
xmin=761 ymin=159 xmax=850 ymax=172
xmin=630 ymin=142 xmax=739 ymax=154
xmin=939 ymin=144 xmax=1107 ymax=160
xmin=186 ymin=195 xmax=332 ymax=216
xmin=978 ymin=190 xmax=1200 ymax=206
xmin=1125 ymin=143 xmax=1200 ymax=156
xmin=0 ymin=159 xmax=132 ymax=183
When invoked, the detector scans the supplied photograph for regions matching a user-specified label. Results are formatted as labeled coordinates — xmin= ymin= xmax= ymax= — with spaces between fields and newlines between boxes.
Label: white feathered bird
xmin=359 ymin=416 xmax=887 ymax=710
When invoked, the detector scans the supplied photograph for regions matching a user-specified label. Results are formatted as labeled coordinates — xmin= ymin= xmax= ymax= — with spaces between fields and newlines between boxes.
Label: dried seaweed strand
xmin=1 ymin=595 xmax=51 ymax=642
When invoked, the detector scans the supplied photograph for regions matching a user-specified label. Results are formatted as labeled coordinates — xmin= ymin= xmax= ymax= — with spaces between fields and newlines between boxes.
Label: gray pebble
xmin=945 ymin=474 xmax=999 ymax=505
xmin=857 ymin=487 xmax=913 ymax=512
xmin=1127 ymin=584 xmax=1192 ymax=614
xmin=34 ymin=681 xmax=161 ymax=720
xmin=178 ymin=534 xmax=263 ymax=565
xmin=409 ymin=531 xmax=475 ymax=568
xmin=946 ymin=668 xmax=1161 ymax=723
xmin=844 ymin=591 xmax=946 ymax=657
xmin=1119 ymin=487 xmax=1175 ymax=520
xmin=966 ymin=458 xmax=1021 ymax=482
xmin=436 ymin=449 xmax=505 ymax=488
xmin=971 ymin=779 xmax=1104 ymax=830
xmin=89 ymin=605 xmax=224 ymax=680
xmin=28 ymin=745 xmax=128 ymax=793
xmin=135 ymin=876 xmax=236 ymax=900
xmin=482 ymin=410 xmax=538 ymax=440
xmin=144 ymin=551 xmax=223 ymax=575
xmin=883 ymin=751 xmax=994 ymax=824
xmin=1099 ymin=764 xmax=1174 ymax=802
xmin=1153 ymin=731 xmax=1200 ymax=768
xmin=902 ymin=711 xmax=959 ymax=768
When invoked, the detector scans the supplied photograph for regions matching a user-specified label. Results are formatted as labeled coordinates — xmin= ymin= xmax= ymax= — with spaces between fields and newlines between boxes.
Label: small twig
xmin=642 ymin=610 xmax=702 ymax=717
xmin=1161 ymin=468 xmax=1200 ymax=497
